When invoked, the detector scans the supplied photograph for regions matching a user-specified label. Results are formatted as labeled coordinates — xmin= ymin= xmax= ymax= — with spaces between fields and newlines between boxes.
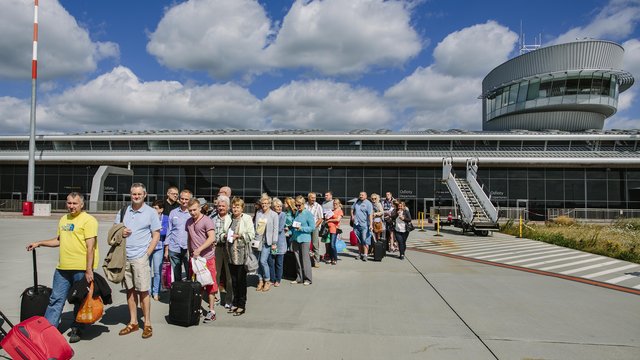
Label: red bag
xmin=349 ymin=230 xmax=358 ymax=246
xmin=0 ymin=313 xmax=74 ymax=360
xmin=161 ymin=261 xmax=173 ymax=289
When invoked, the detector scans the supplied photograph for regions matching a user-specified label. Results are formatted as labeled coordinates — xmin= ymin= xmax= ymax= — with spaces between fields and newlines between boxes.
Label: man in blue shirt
xmin=351 ymin=191 xmax=373 ymax=261
xmin=115 ymin=183 xmax=161 ymax=339
xmin=165 ymin=189 xmax=192 ymax=283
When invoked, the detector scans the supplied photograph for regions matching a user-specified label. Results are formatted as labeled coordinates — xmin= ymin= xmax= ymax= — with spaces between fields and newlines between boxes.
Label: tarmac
xmin=0 ymin=215 xmax=639 ymax=359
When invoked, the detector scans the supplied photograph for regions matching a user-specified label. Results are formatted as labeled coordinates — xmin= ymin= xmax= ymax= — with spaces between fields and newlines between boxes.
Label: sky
xmin=0 ymin=0 xmax=639 ymax=135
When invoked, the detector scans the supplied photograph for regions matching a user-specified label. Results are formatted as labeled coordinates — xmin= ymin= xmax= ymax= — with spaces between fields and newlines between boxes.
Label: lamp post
xmin=24 ymin=0 xmax=39 ymax=216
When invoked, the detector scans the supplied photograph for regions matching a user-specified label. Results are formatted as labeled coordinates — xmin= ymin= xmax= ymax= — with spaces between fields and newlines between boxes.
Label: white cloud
xmin=552 ymin=0 xmax=640 ymax=44
xmin=0 ymin=0 xmax=118 ymax=80
xmin=264 ymin=0 xmax=421 ymax=75
xmin=604 ymin=114 xmax=640 ymax=129
xmin=262 ymin=80 xmax=393 ymax=130
xmin=0 ymin=66 xmax=265 ymax=134
xmin=147 ymin=0 xmax=421 ymax=78
xmin=147 ymin=0 xmax=273 ymax=79
xmin=432 ymin=21 xmax=518 ymax=78
xmin=622 ymin=38 xmax=640 ymax=80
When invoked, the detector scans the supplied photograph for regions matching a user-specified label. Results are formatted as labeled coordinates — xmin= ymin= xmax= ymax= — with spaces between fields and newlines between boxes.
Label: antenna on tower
xmin=519 ymin=21 xmax=541 ymax=55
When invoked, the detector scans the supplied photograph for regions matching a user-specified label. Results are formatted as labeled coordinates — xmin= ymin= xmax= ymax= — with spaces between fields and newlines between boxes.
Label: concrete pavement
xmin=0 ymin=217 xmax=638 ymax=359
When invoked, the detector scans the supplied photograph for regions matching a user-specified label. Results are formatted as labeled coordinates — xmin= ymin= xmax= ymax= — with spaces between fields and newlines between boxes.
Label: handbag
xmin=318 ymin=221 xmax=329 ymax=238
xmin=161 ymin=261 xmax=173 ymax=289
xmin=250 ymin=238 xmax=263 ymax=251
xmin=406 ymin=221 xmax=415 ymax=232
xmin=373 ymin=220 xmax=384 ymax=234
xmin=191 ymin=256 xmax=214 ymax=286
xmin=244 ymin=242 xmax=259 ymax=273
xmin=75 ymin=282 xmax=103 ymax=324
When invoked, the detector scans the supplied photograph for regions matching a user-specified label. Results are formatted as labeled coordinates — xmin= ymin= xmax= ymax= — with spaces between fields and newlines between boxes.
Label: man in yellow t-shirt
xmin=27 ymin=192 xmax=98 ymax=344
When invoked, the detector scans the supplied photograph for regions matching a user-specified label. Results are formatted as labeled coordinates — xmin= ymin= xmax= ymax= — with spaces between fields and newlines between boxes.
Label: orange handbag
xmin=75 ymin=282 xmax=104 ymax=324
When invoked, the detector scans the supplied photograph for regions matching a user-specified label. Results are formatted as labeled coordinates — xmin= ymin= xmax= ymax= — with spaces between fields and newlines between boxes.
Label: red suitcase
xmin=0 ymin=312 xmax=74 ymax=360
xmin=349 ymin=230 xmax=358 ymax=246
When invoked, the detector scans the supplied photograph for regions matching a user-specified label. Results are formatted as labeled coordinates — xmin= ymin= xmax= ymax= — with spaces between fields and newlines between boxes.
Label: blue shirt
xmin=114 ymin=203 xmax=161 ymax=260
xmin=353 ymin=199 xmax=373 ymax=227
xmin=156 ymin=214 xmax=169 ymax=250
xmin=291 ymin=209 xmax=315 ymax=243
xmin=166 ymin=207 xmax=191 ymax=252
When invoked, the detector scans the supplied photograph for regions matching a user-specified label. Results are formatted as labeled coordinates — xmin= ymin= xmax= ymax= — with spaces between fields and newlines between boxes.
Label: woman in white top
xmin=253 ymin=194 xmax=279 ymax=292
xmin=392 ymin=201 xmax=412 ymax=260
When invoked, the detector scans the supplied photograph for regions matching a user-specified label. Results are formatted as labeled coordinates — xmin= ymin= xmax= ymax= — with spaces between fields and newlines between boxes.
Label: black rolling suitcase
xmin=169 ymin=280 xmax=202 ymax=327
xmin=282 ymin=251 xmax=297 ymax=280
xmin=373 ymin=230 xmax=386 ymax=262
xmin=20 ymin=249 xmax=52 ymax=321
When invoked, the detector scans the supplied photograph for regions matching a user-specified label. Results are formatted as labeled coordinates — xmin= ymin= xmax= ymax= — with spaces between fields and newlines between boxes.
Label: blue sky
xmin=1 ymin=0 xmax=639 ymax=134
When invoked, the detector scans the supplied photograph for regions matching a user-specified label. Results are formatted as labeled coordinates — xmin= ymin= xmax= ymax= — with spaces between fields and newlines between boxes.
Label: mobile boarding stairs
xmin=442 ymin=158 xmax=499 ymax=236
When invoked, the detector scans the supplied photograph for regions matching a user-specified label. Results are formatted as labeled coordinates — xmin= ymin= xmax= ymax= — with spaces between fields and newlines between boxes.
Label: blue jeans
xmin=149 ymin=248 xmax=164 ymax=296
xmin=257 ymin=245 xmax=271 ymax=281
xmin=169 ymin=248 xmax=189 ymax=282
xmin=44 ymin=269 xmax=85 ymax=328
xmin=270 ymin=254 xmax=283 ymax=283
xmin=329 ymin=233 xmax=339 ymax=261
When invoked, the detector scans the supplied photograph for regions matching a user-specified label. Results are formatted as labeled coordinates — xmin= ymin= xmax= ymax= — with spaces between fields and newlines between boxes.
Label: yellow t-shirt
xmin=57 ymin=212 xmax=99 ymax=270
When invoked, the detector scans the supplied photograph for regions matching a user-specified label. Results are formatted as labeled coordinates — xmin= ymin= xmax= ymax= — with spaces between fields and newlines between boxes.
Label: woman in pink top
xmin=186 ymin=198 xmax=218 ymax=322
xmin=326 ymin=199 xmax=343 ymax=265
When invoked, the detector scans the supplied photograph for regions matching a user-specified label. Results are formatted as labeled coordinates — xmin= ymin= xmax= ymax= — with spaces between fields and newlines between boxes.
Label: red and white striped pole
xmin=25 ymin=0 xmax=38 ymax=214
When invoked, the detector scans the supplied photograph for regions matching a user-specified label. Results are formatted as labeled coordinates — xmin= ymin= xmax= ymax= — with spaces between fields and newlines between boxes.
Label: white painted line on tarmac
xmin=524 ymin=254 xmax=592 ymax=267
xmin=451 ymin=242 xmax=545 ymax=256
xmin=582 ymin=264 xmax=640 ymax=279
xmin=605 ymin=274 xmax=638 ymax=284
xmin=475 ymin=245 xmax=557 ymax=260
xmin=486 ymin=248 xmax=569 ymax=262
xmin=538 ymin=257 xmax=602 ymax=271
xmin=507 ymin=251 xmax=575 ymax=265
xmin=634 ymin=284 xmax=640 ymax=289
xmin=455 ymin=244 xmax=549 ymax=257
xmin=561 ymin=260 xmax=620 ymax=275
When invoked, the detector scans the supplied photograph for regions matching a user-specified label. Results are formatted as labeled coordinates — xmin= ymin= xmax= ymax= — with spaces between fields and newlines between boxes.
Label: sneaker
xmin=399 ymin=255 xmax=405 ymax=260
xmin=362 ymin=256 xmax=367 ymax=262
xmin=224 ymin=303 xmax=232 ymax=309
xmin=68 ymin=327 xmax=81 ymax=343
xmin=203 ymin=311 xmax=216 ymax=322
xmin=303 ymin=281 xmax=311 ymax=286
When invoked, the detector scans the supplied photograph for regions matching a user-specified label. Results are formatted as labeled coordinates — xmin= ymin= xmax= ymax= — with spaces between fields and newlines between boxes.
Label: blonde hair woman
xmin=226 ymin=197 xmax=255 ymax=316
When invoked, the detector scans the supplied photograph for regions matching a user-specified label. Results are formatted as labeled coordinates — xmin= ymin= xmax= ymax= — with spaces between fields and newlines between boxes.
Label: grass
xmin=500 ymin=217 xmax=640 ymax=264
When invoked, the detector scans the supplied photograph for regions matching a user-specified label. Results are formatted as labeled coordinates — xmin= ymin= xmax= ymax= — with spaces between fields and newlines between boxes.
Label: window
xmin=111 ymin=141 xmax=129 ymax=150
xmin=72 ymin=141 xmax=92 ymax=150
xmin=190 ymin=140 xmax=210 ymax=150
xmin=383 ymin=141 xmax=404 ymax=151
xmin=129 ymin=141 xmax=148 ymax=150
xmin=210 ymin=140 xmax=230 ymax=150
xmin=169 ymin=141 xmax=189 ymax=150
xmin=252 ymin=140 xmax=272 ymax=150
xmin=274 ymin=141 xmax=295 ymax=150
xmin=231 ymin=141 xmax=251 ymax=150
xmin=526 ymin=79 xmax=540 ymax=101
xmin=362 ymin=140 xmax=383 ymax=150
xmin=295 ymin=140 xmax=315 ymax=150
xmin=317 ymin=140 xmax=338 ymax=150
xmin=517 ymin=81 xmax=528 ymax=103
xmin=508 ymin=84 xmax=519 ymax=105
xmin=539 ymin=79 xmax=552 ymax=98
xmin=91 ymin=141 xmax=111 ymax=150
xmin=429 ymin=141 xmax=450 ymax=151
xmin=551 ymin=78 xmax=566 ymax=97
xmin=406 ymin=141 xmax=429 ymax=150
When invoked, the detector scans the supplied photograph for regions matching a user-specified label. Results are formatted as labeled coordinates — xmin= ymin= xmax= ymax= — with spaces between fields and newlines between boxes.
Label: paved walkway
xmin=406 ymin=226 xmax=640 ymax=293
xmin=0 ymin=218 xmax=639 ymax=359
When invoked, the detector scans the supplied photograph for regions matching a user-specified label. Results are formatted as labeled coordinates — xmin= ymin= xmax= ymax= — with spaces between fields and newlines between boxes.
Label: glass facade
xmin=2 ymin=164 xmax=639 ymax=219
xmin=485 ymin=71 xmax=619 ymax=121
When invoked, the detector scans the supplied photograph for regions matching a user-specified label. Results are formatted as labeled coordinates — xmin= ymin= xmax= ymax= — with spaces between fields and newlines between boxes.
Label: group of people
xmin=25 ymin=184 xmax=413 ymax=345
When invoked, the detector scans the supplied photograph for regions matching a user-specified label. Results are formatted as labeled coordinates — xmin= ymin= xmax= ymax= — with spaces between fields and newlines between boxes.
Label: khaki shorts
xmin=124 ymin=256 xmax=151 ymax=292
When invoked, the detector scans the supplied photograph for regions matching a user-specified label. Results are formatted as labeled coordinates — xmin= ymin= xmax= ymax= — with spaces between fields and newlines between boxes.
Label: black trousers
xmin=229 ymin=264 xmax=247 ymax=308
xmin=395 ymin=231 xmax=408 ymax=256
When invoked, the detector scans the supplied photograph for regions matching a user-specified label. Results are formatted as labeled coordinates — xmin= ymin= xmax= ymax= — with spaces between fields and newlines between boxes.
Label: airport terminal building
xmin=0 ymin=40 xmax=638 ymax=220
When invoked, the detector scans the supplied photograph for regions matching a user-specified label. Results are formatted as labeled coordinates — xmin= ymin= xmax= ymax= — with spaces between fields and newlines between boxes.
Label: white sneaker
xmin=203 ymin=311 xmax=216 ymax=322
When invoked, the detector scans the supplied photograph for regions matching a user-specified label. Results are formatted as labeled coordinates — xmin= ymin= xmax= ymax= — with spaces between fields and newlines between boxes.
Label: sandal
xmin=141 ymin=325 xmax=152 ymax=339
xmin=118 ymin=323 xmax=139 ymax=336
xmin=233 ymin=308 xmax=245 ymax=316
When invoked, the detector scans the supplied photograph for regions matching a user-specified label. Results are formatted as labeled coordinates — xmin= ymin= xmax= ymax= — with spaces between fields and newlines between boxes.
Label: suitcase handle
xmin=0 ymin=310 xmax=14 ymax=336
xmin=32 ymin=248 xmax=38 ymax=292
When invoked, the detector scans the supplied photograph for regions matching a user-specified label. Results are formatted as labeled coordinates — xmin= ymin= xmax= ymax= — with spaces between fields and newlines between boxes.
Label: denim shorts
xmin=353 ymin=224 xmax=371 ymax=246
